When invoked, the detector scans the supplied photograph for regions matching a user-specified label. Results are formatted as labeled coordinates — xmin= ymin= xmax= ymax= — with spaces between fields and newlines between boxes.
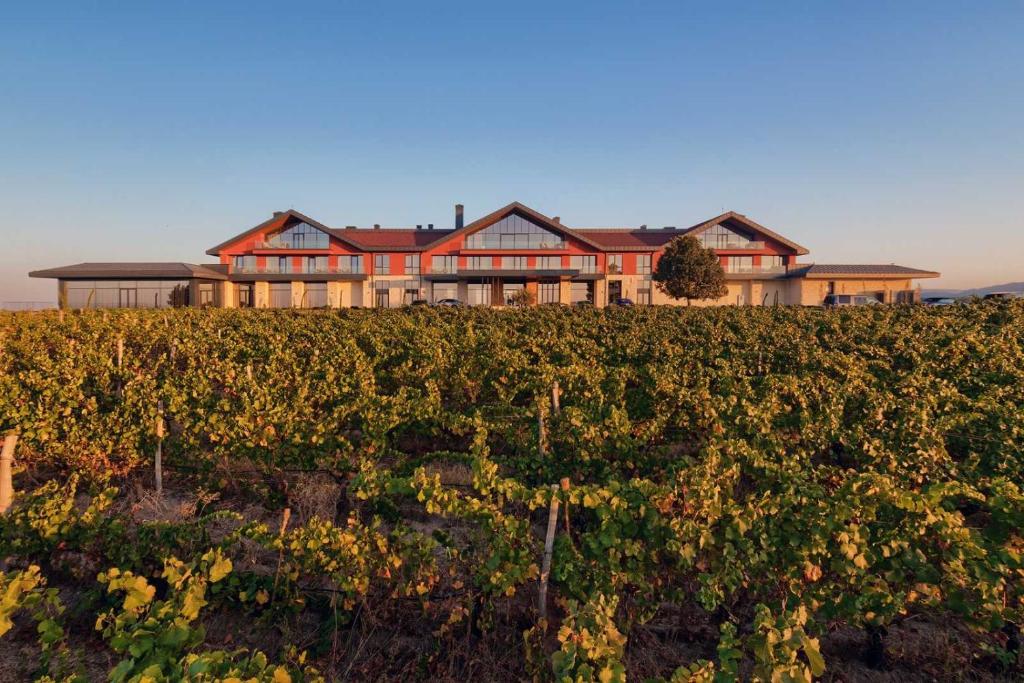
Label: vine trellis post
xmin=538 ymin=483 xmax=560 ymax=624
xmin=0 ymin=433 xmax=16 ymax=514
xmin=155 ymin=400 xmax=165 ymax=495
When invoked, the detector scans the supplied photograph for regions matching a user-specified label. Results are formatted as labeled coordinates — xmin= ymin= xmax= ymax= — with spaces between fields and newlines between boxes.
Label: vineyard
xmin=1 ymin=303 xmax=1023 ymax=681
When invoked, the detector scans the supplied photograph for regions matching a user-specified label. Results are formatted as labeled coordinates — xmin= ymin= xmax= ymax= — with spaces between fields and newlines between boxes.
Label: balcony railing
xmin=724 ymin=264 xmax=788 ymax=274
xmin=707 ymin=240 xmax=766 ymax=250
xmin=255 ymin=239 xmax=329 ymax=250
xmin=234 ymin=265 xmax=365 ymax=275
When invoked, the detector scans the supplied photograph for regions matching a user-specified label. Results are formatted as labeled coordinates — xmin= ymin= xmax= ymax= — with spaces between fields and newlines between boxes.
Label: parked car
xmin=983 ymin=292 xmax=1018 ymax=301
xmin=823 ymin=294 xmax=881 ymax=307
xmin=611 ymin=298 xmax=634 ymax=306
xmin=409 ymin=299 xmax=430 ymax=306
xmin=434 ymin=298 xmax=465 ymax=307
xmin=922 ymin=296 xmax=957 ymax=306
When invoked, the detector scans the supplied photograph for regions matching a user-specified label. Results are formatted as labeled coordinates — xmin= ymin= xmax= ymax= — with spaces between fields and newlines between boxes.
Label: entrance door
xmin=608 ymin=280 xmax=622 ymax=304
xmin=119 ymin=288 xmax=136 ymax=308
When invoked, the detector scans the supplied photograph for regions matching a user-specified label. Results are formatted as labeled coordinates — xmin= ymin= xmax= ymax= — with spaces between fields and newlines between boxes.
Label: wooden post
xmin=560 ymin=477 xmax=571 ymax=536
xmin=58 ymin=308 xmax=65 ymax=323
xmin=246 ymin=363 xmax=253 ymax=382
xmin=0 ymin=434 xmax=17 ymax=515
xmin=537 ymin=400 xmax=547 ymax=456
xmin=169 ymin=343 xmax=176 ymax=363
xmin=116 ymin=336 xmax=124 ymax=368
xmin=551 ymin=381 xmax=561 ymax=415
xmin=538 ymin=484 xmax=560 ymax=623
xmin=155 ymin=401 xmax=165 ymax=495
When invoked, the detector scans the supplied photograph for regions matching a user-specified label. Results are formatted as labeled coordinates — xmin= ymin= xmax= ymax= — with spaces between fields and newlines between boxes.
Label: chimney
xmin=345 ymin=225 xmax=356 ymax=230
xmin=428 ymin=223 xmax=434 ymax=230
xmin=455 ymin=204 xmax=464 ymax=230
xmin=273 ymin=211 xmax=284 ymax=217
xmin=373 ymin=224 xmax=380 ymax=230
xmin=416 ymin=224 xmax=423 ymax=230
xmin=552 ymin=216 xmax=561 ymax=223
xmin=640 ymin=224 xmax=648 ymax=230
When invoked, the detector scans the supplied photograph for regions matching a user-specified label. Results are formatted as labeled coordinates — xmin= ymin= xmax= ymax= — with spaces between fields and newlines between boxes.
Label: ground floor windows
xmin=269 ymin=283 xmax=291 ymax=308
xmin=303 ymin=283 xmax=328 ymax=308
xmin=403 ymin=280 xmax=424 ymax=305
xmin=570 ymin=281 xmax=594 ymax=304
xmin=198 ymin=283 xmax=216 ymax=307
xmin=238 ymin=284 xmax=254 ymax=308
xmin=375 ymin=281 xmax=390 ymax=308
xmin=502 ymin=283 xmax=525 ymax=305
xmin=64 ymin=279 xmax=191 ymax=309
xmin=432 ymin=282 xmax=458 ymax=302
xmin=538 ymin=281 xmax=560 ymax=304
xmin=636 ymin=286 xmax=651 ymax=305
xmin=468 ymin=283 xmax=492 ymax=306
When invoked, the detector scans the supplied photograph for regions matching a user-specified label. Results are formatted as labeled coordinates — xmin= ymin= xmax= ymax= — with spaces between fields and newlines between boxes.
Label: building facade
xmin=30 ymin=202 xmax=939 ymax=308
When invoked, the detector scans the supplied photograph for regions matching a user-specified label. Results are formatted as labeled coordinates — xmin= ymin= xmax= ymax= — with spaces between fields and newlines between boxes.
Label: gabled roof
xmin=441 ymin=201 xmax=609 ymax=251
xmin=682 ymin=211 xmax=810 ymax=255
xmin=29 ymin=263 xmax=228 ymax=280
xmin=205 ymin=209 xmax=366 ymax=255
xmin=787 ymin=264 xmax=940 ymax=278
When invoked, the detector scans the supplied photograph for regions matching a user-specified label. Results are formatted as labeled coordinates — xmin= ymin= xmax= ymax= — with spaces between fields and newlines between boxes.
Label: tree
xmin=652 ymin=235 xmax=728 ymax=305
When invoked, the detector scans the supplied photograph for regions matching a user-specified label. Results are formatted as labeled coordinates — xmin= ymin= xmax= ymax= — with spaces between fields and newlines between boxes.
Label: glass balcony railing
xmin=233 ymin=265 xmax=364 ymax=275
xmin=724 ymin=264 xmax=788 ymax=274
xmin=704 ymin=240 xmax=766 ymax=250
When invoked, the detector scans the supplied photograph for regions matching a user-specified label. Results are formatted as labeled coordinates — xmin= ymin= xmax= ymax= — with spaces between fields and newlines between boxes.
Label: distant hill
xmin=923 ymin=282 xmax=1024 ymax=299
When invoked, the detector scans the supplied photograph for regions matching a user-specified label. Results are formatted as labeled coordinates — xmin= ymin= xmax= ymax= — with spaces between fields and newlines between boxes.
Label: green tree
xmin=652 ymin=235 xmax=728 ymax=305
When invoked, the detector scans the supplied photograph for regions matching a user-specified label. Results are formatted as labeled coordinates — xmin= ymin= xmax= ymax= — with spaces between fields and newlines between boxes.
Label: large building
xmin=30 ymin=202 xmax=938 ymax=308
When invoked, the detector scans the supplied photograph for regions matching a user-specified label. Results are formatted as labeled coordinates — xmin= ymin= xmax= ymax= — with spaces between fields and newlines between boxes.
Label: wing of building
xmin=29 ymin=202 xmax=939 ymax=308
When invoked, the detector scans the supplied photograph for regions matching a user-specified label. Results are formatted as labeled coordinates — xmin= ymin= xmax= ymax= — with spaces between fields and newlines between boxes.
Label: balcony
xmin=724 ymin=264 xmax=789 ymax=275
xmin=233 ymin=265 xmax=365 ymax=275
xmin=710 ymin=240 xmax=766 ymax=250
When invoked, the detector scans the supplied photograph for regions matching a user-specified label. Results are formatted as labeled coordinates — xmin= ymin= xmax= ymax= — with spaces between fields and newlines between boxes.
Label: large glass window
xmin=432 ymin=282 xmax=457 ymax=302
xmin=501 ymin=256 xmax=527 ymax=270
xmin=539 ymin=281 xmax=560 ymax=304
xmin=269 ymin=283 xmax=291 ymax=308
xmin=264 ymin=221 xmax=329 ymax=249
xmin=403 ymin=280 xmax=423 ymax=304
xmin=198 ymin=283 xmax=215 ymax=307
xmin=698 ymin=224 xmax=757 ymax=249
xmin=303 ymin=256 xmax=328 ymax=274
xmin=636 ymin=286 xmax=651 ymax=305
xmin=303 ymin=283 xmax=328 ymax=308
xmin=431 ymin=256 xmax=457 ymax=274
xmin=763 ymin=255 xmax=785 ymax=271
xmin=725 ymin=256 xmax=754 ymax=273
xmin=467 ymin=256 xmax=492 ymax=270
xmin=405 ymin=254 xmax=420 ymax=274
xmin=570 ymin=255 xmax=597 ymax=274
xmin=468 ymin=283 xmax=492 ymax=306
xmin=65 ymin=279 xmax=190 ymax=309
xmin=465 ymin=214 xmax=565 ymax=250
xmin=233 ymin=255 xmax=256 ymax=273
xmin=637 ymin=254 xmax=652 ymax=275
xmin=502 ymin=283 xmax=525 ymax=305
xmin=375 ymin=281 xmax=390 ymax=308
xmin=374 ymin=254 xmax=390 ymax=274
xmin=337 ymin=255 xmax=363 ymax=274
xmin=536 ymin=256 xmax=562 ymax=270
xmin=607 ymin=254 xmax=623 ymax=274
xmin=264 ymin=256 xmax=291 ymax=274
xmin=570 ymin=282 xmax=594 ymax=304
xmin=237 ymin=284 xmax=254 ymax=308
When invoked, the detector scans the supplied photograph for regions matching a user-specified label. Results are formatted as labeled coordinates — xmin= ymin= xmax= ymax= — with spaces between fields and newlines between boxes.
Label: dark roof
xmin=328 ymin=228 xmax=456 ymax=249
xmin=577 ymin=229 xmax=689 ymax=249
xmin=788 ymin=264 xmax=940 ymax=278
xmin=28 ymin=263 xmax=228 ymax=280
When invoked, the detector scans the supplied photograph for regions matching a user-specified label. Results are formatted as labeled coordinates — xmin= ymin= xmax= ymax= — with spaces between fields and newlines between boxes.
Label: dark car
xmin=611 ymin=298 xmax=634 ymax=306
xmin=983 ymin=292 xmax=1017 ymax=301
xmin=823 ymin=294 xmax=882 ymax=307
xmin=922 ymin=296 xmax=957 ymax=306
xmin=434 ymin=298 xmax=465 ymax=307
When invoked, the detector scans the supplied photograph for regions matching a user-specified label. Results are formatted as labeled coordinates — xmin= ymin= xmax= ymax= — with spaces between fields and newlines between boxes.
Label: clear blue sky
xmin=2 ymin=1 xmax=1022 ymax=300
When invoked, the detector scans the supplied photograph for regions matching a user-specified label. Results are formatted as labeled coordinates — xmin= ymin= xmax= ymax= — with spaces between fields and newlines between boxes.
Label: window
xmin=303 ymin=282 xmax=328 ymax=308
xmin=503 ymin=283 xmax=525 ymax=305
xmin=763 ymin=255 xmax=785 ymax=271
xmin=374 ymin=254 xmax=390 ymax=275
xmin=467 ymin=256 xmax=492 ymax=270
xmin=269 ymin=283 xmax=291 ymax=308
xmin=636 ymin=287 xmax=651 ymax=305
xmin=375 ymin=281 xmax=390 ymax=308
xmin=501 ymin=256 xmax=527 ymax=270
xmin=465 ymin=214 xmax=565 ymax=250
xmin=698 ymin=224 xmax=757 ymax=249
xmin=725 ymin=256 xmax=754 ymax=273
xmin=468 ymin=283 xmax=492 ymax=306
xmin=303 ymin=256 xmax=327 ymax=274
xmin=237 ymin=284 xmax=253 ymax=308
xmin=536 ymin=256 xmax=562 ymax=270
xmin=198 ymin=283 xmax=215 ymax=307
xmin=607 ymin=254 xmax=622 ymax=274
xmin=637 ymin=255 xmax=652 ymax=275
xmin=233 ymin=255 xmax=256 ymax=273
xmin=65 ymin=280 xmax=191 ymax=309
xmin=432 ymin=282 xmax=457 ymax=302
xmin=265 ymin=256 xmax=291 ymax=274
xmin=431 ymin=255 xmax=457 ymax=274
xmin=265 ymin=221 xmax=329 ymax=249
xmin=405 ymin=254 xmax=420 ymax=275
xmin=570 ymin=282 xmax=593 ymax=304
xmin=539 ymin=281 xmax=560 ymax=304
xmin=403 ymin=280 xmax=423 ymax=305
xmin=337 ymin=255 xmax=363 ymax=274
xmin=570 ymin=255 xmax=597 ymax=274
